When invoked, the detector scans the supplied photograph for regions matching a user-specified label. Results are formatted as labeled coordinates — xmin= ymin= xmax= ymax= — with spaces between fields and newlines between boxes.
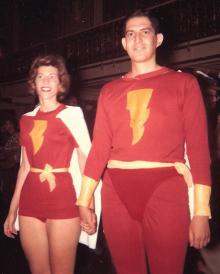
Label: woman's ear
xmin=59 ymin=83 xmax=65 ymax=93
xmin=31 ymin=82 xmax=36 ymax=92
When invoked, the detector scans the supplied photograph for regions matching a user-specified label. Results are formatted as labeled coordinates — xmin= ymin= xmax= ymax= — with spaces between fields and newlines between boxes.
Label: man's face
xmin=122 ymin=16 xmax=163 ymax=64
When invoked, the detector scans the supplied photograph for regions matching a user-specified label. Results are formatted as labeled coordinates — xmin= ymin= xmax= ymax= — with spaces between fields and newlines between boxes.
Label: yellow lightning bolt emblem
xmin=127 ymin=88 xmax=153 ymax=145
xmin=29 ymin=120 xmax=48 ymax=154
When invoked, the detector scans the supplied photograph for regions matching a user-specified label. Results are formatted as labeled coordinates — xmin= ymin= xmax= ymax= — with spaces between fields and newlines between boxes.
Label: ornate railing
xmin=0 ymin=44 xmax=46 ymax=83
xmin=0 ymin=0 xmax=219 ymax=83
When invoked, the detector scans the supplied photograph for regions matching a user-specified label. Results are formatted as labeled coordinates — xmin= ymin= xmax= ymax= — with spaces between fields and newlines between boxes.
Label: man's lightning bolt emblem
xmin=127 ymin=88 xmax=153 ymax=145
xmin=29 ymin=120 xmax=48 ymax=154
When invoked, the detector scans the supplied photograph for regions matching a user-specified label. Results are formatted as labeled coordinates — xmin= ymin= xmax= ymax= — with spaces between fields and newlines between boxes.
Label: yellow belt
xmin=30 ymin=164 xmax=69 ymax=192
xmin=107 ymin=160 xmax=193 ymax=187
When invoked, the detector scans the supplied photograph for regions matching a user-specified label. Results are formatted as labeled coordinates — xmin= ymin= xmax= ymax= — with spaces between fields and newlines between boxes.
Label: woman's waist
xmin=27 ymin=164 xmax=71 ymax=192
xmin=30 ymin=164 xmax=69 ymax=173
xmin=29 ymin=162 xmax=70 ymax=172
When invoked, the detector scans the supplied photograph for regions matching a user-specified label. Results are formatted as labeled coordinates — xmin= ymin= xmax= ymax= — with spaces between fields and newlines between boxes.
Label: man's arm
xmin=77 ymin=89 xmax=112 ymax=233
xmin=182 ymin=76 xmax=211 ymax=248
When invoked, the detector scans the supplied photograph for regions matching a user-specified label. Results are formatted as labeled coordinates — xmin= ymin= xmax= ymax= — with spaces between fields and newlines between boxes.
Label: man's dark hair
xmin=123 ymin=9 xmax=160 ymax=35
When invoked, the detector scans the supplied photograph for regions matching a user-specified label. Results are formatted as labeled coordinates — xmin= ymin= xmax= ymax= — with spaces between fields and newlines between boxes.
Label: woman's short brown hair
xmin=28 ymin=54 xmax=70 ymax=101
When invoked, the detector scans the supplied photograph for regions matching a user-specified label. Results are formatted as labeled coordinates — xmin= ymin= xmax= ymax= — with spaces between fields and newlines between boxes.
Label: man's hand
xmin=78 ymin=206 xmax=97 ymax=235
xmin=189 ymin=216 xmax=210 ymax=249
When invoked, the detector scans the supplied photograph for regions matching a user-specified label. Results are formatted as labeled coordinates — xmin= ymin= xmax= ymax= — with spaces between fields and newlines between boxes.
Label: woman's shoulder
xmin=56 ymin=105 xmax=85 ymax=121
xmin=64 ymin=105 xmax=83 ymax=112
xmin=22 ymin=105 xmax=40 ymax=118
xmin=19 ymin=106 xmax=40 ymax=126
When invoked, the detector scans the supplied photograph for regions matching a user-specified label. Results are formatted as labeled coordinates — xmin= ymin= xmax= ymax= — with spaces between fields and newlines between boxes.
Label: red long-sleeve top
xmin=84 ymin=67 xmax=211 ymax=186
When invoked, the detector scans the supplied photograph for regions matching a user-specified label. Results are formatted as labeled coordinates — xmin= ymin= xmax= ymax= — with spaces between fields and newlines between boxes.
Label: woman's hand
xmin=4 ymin=212 xmax=17 ymax=239
xmin=78 ymin=206 xmax=97 ymax=235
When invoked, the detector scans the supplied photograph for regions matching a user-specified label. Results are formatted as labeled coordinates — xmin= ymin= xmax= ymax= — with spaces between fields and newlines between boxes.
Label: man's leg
xmin=143 ymin=174 xmax=190 ymax=274
xmin=102 ymin=172 xmax=147 ymax=274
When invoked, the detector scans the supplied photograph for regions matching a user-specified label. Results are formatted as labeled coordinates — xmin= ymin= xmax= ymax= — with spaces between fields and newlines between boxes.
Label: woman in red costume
xmin=77 ymin=10 xmax=212 ymax=274
xmin=4 ymin=55 xmax=98 ymax=274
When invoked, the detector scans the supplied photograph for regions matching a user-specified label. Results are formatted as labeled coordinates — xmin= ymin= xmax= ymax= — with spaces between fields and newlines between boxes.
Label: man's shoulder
xmin=102 ymin=77 xmax=124 ymax=89
xmin=100 ymin=77 xmax=125 ymax=98
xmin=167 ymin=68 xmax=196 ymax=82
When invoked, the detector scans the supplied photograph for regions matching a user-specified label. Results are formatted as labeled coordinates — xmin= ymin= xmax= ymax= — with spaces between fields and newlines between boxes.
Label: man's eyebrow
xmin=139 ymin=27 xmax=154 ymax=32
xmin=125 ymin=27 xmax=153 ymax=33
xmin=125 ymin=29 xmax=134 ymax=33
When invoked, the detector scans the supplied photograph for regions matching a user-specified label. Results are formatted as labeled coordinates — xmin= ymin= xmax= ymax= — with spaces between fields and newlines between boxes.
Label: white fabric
xmin=57 ymin=106 xmax=102 ymax=249
xmin=15 ymin=105 xmax=102 ymax=249
xmin=184 ymin=143 xmax=194 ymax=219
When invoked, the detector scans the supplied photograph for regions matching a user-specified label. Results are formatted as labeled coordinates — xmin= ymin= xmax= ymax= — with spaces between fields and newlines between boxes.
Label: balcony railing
xmin=0 ymin=0 xmax=219 ymax=83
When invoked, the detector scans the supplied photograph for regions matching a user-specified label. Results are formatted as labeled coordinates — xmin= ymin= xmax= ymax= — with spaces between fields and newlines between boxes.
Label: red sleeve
xmin=182 ymin=76 xmax=211 ymax=186
xmin=84 ymin=87 xmax=112 ymax=181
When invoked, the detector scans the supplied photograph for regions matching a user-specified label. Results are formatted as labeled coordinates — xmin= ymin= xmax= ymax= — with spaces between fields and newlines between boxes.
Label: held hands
xmin=79 ymin=206 xmax=97 ymax=235
xmin=4 ymin=212 xmax=17 ymax=239
xmin=189 ymin=215 xmax=210 ymax=249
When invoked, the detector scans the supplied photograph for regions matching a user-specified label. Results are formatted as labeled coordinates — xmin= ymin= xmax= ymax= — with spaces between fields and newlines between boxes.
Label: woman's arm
xmin=4 ymin=146 xmax=30 ymax=238
xmin=76 ymin=148 xmax=86 ymax=175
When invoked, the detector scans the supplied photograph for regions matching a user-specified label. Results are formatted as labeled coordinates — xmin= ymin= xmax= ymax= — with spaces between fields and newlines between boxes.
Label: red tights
xmin=102 ymin=168 xmax=190 ymax=274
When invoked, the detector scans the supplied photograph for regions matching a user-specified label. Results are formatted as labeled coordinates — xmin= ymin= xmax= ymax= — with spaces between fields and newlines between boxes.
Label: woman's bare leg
xmin=46 ymin=218 xmax=81 ymax=274
xmin=19 ymin=216 xmax=51 ymax=274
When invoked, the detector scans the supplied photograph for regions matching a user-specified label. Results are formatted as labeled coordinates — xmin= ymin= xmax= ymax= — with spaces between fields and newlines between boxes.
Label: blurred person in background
xmin=0 ymin=118 xmax=20 ymax=210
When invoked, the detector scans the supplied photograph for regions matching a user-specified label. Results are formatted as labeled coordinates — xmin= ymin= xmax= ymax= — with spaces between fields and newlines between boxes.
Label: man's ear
xmin=156 ymin=33 xmax=164 ymax=48
xmin=121 ymin=37 xmax=127 ymax=51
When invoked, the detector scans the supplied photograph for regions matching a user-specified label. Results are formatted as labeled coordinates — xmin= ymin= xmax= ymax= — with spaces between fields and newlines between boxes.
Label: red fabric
xmin=108 ymin=167 xmax=184 ymax=221
xmin=102 ymin=169 xmax=190 ymax=274
xmin=19 ymin=104 xmax=79 ymax=219
xmin=84 ymin=67 xmax=211 ymax=185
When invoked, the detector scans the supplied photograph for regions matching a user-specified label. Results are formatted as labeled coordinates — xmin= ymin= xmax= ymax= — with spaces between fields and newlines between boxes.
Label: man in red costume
xmin=77 ymin=10 xmax=211 ymax=274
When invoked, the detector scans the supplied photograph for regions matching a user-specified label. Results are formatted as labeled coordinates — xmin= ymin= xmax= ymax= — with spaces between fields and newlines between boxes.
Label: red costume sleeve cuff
xmin=194 ymin=184 xmax=211 ymax=218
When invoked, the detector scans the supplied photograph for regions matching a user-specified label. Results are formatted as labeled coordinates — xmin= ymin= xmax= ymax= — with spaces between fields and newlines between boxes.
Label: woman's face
xmin=34 ymin=66 xmax=61 ymax=101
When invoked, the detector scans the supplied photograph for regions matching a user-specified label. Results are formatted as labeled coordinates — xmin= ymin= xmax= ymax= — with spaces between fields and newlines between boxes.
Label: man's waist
xmin=107 ymin=159 xmax=184 ymax=169
xmin=107 ymin=160 xmax=193 ymax=188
